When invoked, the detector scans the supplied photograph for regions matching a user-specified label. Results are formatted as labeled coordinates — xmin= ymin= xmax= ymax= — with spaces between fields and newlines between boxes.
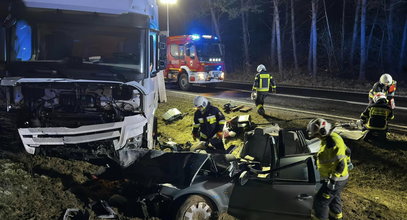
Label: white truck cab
xmin=0 ymin=0 xmax=164 ymax=166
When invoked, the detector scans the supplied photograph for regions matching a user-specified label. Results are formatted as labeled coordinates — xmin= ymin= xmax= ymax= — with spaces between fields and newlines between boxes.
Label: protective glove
xmin=327 ymin=178 xmax=336 ymax=191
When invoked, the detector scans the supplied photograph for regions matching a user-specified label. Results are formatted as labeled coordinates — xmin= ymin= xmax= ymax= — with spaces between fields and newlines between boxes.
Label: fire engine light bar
xmin=191 ymin=34 xmax=200 ymax=40
xmin=202 ymin=35 xmax=212 ymax=39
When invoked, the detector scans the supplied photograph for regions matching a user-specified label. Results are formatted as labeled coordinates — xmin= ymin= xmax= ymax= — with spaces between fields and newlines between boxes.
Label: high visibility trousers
xmin=312 ymin=179 xmax=348 ymax=220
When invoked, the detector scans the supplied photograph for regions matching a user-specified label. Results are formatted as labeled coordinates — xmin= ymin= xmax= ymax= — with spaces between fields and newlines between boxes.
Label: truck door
xmin=228 ymin=157 xmax=317 ymax=220
xmin=185 ymin=43 xmax=198 ymax=71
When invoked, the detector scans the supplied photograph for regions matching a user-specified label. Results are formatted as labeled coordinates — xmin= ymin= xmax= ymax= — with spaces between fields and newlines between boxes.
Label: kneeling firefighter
xmin=361 ymin=92 xmax=394 ymax=140
xmin=191 ymin=96 xmax=226 ymax=152
xmin=251 ymin=64 xmax=276 ymax=116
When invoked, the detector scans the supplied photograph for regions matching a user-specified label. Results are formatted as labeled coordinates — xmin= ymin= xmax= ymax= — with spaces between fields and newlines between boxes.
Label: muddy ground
xmin=0 ymin=91 xmax=406 ymax=220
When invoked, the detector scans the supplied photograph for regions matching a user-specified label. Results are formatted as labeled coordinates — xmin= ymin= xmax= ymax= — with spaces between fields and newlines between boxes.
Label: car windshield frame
xmin=195 ymin=40 xmax=222 ymax=61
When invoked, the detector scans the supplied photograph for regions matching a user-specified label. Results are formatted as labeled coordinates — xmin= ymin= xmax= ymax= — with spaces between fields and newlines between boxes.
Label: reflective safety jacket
xmin=317 ymin=132 xmax=350 ymax=181
xmin=252 ymin=71 xmax=276 ymax=93
xmin=192 ymin=103 xmax=226 ymax=140
xmin=369 ymin=81 xmax=397 ymax=100
xmin=361 ymin=100 xmax=394 ymax=130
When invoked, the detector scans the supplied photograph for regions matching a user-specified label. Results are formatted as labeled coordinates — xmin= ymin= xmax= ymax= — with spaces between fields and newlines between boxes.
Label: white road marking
xmin=215 ymin=86 xmax=407 ymax=110
xmin=167 ymin=90 xmax=407 ymax=131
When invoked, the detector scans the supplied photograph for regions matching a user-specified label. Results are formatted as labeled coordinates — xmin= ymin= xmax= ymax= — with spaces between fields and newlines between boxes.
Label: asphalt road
xmin=166 ymin=82 xmax=407 ymax=131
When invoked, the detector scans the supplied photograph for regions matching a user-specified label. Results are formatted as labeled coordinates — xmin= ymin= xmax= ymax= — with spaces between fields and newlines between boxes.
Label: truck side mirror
xmin=185 ymin=48 xmax=190 ymax=57
xmin=158 ymin=35 xmax=167 ymax=71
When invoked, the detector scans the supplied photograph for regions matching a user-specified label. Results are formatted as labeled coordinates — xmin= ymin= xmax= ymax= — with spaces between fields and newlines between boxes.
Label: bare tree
xmin=359 ymin=0 xmax=367 ymax=80
xmin=350 ymin=0 xmax=361 ymax=69
xmin=340 ymin=0 xmax=346 ymax=67
xmin=399 ymin=17 xmax=407 ymax=76
xmin=274 ymin=0 xmax=283 ymax=77
xmin=322 ymin=0 xmax=336 ymax=72
xmin=309 ymin=0 xmax=318 ymax=78
xmin=271 ymin=14 xmax=276 ymax=68
xmin=241 ymin=0 xmax=250 ymax=72
xmin=290 ymin=0 xmax=299 ymax=72
xmin=386 ymin=0 xmax=395 ymax=73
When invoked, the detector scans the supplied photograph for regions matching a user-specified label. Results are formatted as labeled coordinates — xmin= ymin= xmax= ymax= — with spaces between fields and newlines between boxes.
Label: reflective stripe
xmin=331 ymin=173 xmax=349 ymax=181
xmin=193 ymin=124 xmax=200 ymax=128
xmin=322 ymin=193 xmax=331 ymax=199
xmin=244 ymin=155 xmax=255 ymax=161
xmin=329 ymin=211 xmax=343 ymax=219
xmin=206 ymin=115 xmax=217 ymax=124
xmin=262 ymin=167 xmax=271 ymax=171
xmin=200 ymin=132 xmax=207 ymax=139
xmin=256 ymin=104 xmax=263 ymax=109
xmin=319 ymin=155 xmax=347 ymax=164
xmin=257 ymin=173 xmax=269 ymax=178
xmin=219 ymin=120 xmax=226 ymax=125
xmin=198 ymin=118 xmax=204 ymax=123
xmin=371 ymin=108 xmax=389 ymax=116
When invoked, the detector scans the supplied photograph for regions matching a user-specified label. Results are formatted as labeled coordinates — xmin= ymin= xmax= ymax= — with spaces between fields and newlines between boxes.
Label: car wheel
xmin=175 ymin=195 xmax=216 ymax=220
xmin=178 ymin=73 xmax=191 ymax=91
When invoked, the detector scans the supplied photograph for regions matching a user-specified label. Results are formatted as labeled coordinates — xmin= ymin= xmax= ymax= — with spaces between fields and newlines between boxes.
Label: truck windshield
xmin=195 ymin=42 xmax=222 ymax=61
xmin=10 ymin=20 xmax=146 ymax=74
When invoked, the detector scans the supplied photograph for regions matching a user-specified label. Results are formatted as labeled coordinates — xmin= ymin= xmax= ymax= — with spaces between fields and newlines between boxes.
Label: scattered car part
xmin=63 ymin=208 xmax=89 ymax=220
xmin=90 ymin=200 xmax=117 ymax=219
xmin=162 ymin=108 xmax=184 ymax=124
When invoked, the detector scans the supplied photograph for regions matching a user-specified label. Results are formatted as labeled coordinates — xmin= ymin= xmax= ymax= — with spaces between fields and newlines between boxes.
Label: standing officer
xmin=369 ymin=73 xmax=397 ymax=108
xmin=307 ymin=118 xmax=350 ymax=220
xmin=252 ymin=64 xmax=276 ymax=116
xmin=191 ymin=96 xmax=226 ymax=152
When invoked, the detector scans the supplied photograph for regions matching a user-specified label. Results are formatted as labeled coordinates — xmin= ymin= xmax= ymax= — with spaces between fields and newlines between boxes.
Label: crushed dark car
xmin=91 ymin=125 xmax=321 ymax=220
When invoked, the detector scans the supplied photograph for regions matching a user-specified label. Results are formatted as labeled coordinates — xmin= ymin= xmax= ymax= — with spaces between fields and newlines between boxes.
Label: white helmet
xmin=373 ymin=92 xmax=387 ymax=103
xmin=307 ymin=118 xmax=332 ymax=138
xmin=193 ymin=96 xmax=208 ymax=108
xmin=257 ymin=64 xmax=266 ymax=73
xmin=380 ymin=73 xmax=392 ymax=86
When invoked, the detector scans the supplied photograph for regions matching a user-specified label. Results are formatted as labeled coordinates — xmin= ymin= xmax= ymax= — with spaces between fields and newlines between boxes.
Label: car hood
xmin=118 ymin=149 xmax=210 ymax=189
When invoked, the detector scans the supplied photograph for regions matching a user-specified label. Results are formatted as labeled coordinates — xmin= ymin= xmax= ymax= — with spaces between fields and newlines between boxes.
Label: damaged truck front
xmin=0 ymin=0 xmax=164 ymax=165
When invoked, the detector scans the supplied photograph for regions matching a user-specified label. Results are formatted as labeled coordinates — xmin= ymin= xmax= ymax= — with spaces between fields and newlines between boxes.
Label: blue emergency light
xmin=191 ymin=34 xmax=200 ymax=40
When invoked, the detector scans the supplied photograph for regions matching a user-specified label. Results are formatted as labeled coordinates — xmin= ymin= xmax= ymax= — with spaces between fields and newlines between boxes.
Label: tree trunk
xmin=367 ymin=8 xmax=379 ymax=61
xmin=350 ymin=0 xmax=361 ymax=69
xmin=271 ymin=13 xmax=276 ymax=68
xmin=359 ymin=0 xmax=366 ymax=80
xmin=340 ymin=0 xmax=346 ymax=68
xmin=241 ymin=0 xmax=250 ymax=73
xmin=323 ymin=0 xmax=336 ymax=72
xmin=311 ymin=0 xmax=318 ymax=78
xmin=291 ymin=0 xmax=299 ymax=72
xmin=208 ymin=0 xmax=226 ymax=73
xmin=386 ymin=0 xmax=394 ymax=73
xmin=398 ymin=18 xmax=407 ymax=76
xmin=308 ymin=27 xmax=313 ymax=75
xmin=274 ymin=0 xmax=283 ymax=78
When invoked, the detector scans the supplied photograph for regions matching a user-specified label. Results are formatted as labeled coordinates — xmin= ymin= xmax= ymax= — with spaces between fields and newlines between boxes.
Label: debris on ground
xmin=162 ymin=108 xmax=186 ymax=124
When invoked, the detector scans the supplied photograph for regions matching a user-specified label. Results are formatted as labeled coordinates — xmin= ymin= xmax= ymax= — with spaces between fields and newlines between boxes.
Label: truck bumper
xmin=18 ymin=115 xmax=147 ymax=154
xmin=189 ymin=71 xmax=224 ymax=84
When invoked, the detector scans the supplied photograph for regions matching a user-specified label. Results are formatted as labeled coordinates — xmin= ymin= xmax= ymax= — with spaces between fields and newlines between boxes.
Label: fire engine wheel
xmin=175 ymin=195 xmax=216 ymax=220
xmin=178 ymin=73 xmax=191 ymax=91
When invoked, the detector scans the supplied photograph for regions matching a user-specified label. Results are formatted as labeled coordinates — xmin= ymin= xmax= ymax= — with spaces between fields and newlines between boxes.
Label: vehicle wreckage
xmin=75 ymin=125 xmax=322 ymax=220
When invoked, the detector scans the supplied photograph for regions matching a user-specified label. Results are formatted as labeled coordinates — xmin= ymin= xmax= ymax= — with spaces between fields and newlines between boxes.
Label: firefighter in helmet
xmin=191 ymin=96 xmax=226 ymax=152
xmin=361 ymin=92 xmax=394 ymax=141
xmin=307 ymin=118 xmax=351 ymax=220
xmin=369 ymin=73 xmax=397 ymax=109
xmin=251 ymin=64 xmax=276 ymax=116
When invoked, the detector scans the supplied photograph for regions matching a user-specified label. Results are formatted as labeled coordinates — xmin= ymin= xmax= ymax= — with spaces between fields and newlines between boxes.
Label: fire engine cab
xmin=165 ymin=34 xmax=225 ymax=90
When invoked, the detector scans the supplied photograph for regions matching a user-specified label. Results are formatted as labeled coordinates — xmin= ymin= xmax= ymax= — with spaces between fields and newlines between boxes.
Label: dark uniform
xmin=312 ymin=132 xmax=350 ymax=220
xmin=252 ymin=70 xmax=276 ymax=115
xmin=361 ymin=99 xmax=394 ymax=135
xmin=192 ymin=103 xmax=226 ymax=151
xmin=368 ymin=81 xmax=397 ymax=105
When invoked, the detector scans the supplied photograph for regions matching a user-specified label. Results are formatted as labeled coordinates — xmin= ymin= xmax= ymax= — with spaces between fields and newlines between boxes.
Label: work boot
xmin=257 ymin=107 xmax=265 ymax=116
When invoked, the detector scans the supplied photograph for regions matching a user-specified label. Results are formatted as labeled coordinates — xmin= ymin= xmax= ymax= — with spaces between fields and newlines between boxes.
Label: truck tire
xmin=178 ymin=73 xmax=191 ymax=91
xmin=175 ymin=195 xmax=216 ymax=220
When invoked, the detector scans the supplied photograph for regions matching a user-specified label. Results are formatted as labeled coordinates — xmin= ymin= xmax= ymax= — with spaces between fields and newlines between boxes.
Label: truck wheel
xmin=175 ymin=195 xmax=216 ymax=220
xmin=178 ymin=73 xmax=191 ymax=91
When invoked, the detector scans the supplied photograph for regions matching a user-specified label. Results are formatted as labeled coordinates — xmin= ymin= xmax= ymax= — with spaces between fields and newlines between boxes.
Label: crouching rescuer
xmin=252 ymin=64 xmax=276 ymax=116
xmin=191 ymin=96 xmax=226 ymax=152
xmin=307 ymin=118 xmax=351 ymax=220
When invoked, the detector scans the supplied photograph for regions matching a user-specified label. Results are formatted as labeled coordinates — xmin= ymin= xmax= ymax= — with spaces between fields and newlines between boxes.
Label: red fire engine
xmin=164 ymin=34 xmax=225 ymax=90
